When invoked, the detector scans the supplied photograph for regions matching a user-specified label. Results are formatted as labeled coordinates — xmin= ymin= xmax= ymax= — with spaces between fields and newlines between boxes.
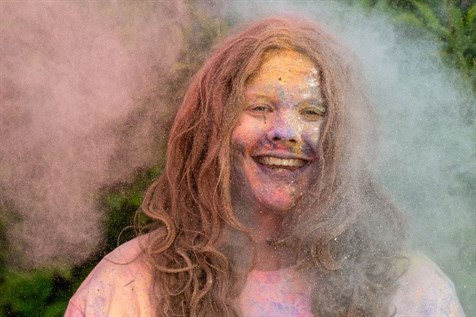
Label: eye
xmin=248 ymin=104 xmax=272 ymax=113
xmin=300 ymin=105 xmax=326 ymax=120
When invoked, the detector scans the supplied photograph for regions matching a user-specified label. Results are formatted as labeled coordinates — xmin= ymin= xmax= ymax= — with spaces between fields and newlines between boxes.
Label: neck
xmin=232 ymin=203 xmax=295 ymax=271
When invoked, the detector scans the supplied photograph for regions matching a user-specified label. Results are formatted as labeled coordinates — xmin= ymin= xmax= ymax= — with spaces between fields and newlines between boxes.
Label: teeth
xmin=256 ymin=156 xmax=306 ymax=168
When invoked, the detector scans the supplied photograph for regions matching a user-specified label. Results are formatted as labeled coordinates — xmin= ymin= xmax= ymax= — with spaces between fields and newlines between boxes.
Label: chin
xmin=254 ymin=190 xmax=298 ymax=215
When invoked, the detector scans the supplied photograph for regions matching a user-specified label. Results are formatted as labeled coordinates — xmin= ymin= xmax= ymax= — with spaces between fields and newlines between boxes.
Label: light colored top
xmin=65 ymin=236 xmax=465 ymax=317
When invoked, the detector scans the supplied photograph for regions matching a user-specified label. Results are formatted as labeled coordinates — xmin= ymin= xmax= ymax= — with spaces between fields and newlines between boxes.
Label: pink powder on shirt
xmin=240 ymin=267 xmax=314 ymax=317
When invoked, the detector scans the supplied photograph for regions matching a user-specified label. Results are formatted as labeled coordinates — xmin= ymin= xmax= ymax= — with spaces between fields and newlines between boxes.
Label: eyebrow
xmin=245 ymin=92 xmax=272 ymax=99
xmin=244 ymin=94 xmax=325 ymax=107
xmin=244 ymin=93 xmax=275 ymax=102
xmin=298 ymin=98 xmax=326 ymax=107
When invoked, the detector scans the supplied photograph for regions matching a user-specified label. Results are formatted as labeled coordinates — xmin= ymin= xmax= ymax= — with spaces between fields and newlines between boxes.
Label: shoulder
xmin=65 ymin=235 xmax=158 ymax=317
xmin=392 ymin=251 xmax=465 ymax=317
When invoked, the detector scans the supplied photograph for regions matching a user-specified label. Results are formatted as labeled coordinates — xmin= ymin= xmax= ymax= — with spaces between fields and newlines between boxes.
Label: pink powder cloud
xmin=0 ymin=1 xmax=188 ymax=267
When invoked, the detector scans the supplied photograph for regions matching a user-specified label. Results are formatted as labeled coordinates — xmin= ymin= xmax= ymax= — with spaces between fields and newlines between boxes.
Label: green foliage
xmin=0 ymin=212 xmax=8 ymax=271
xmin=410 ymin=1 xmax=475 ymax=91
xmin=100 ymin=166 xmax=161 ymax=251
xmin=0 ymin=167 xmax=161 ymax=317
xmin=164 ymin=3 xmax=231 ymax=113
xmin=355 ymin=0 xmax=476 ymax=93
xmin=0 ymin=269 xmax=71 ymax=317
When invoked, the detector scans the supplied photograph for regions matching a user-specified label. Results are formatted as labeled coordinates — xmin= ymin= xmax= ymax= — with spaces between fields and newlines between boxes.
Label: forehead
xmin=247 ymin=49 xmax=318 ymax=85
xmin=244 ymin=49 xmax=321 ymax=101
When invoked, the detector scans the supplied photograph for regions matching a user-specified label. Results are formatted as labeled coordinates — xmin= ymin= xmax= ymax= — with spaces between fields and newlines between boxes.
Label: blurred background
xmin=0 ymin=0 xmax=474 ymax=316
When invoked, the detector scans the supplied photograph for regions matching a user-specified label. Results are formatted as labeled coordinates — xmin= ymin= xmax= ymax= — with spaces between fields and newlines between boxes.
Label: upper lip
xmin=251 ymin=152 xmax=313 ymax=162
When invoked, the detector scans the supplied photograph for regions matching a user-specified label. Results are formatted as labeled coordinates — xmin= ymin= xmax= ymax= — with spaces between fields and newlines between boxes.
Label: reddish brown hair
xmin=142 ymin=16 xmax=408 ymax=316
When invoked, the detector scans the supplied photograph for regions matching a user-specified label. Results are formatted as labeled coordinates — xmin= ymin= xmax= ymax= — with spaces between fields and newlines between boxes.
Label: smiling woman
xmin=231 ymin=50 xmax=324 ymax=217
xmin=65 ymin=16 xmax=465 ymax=317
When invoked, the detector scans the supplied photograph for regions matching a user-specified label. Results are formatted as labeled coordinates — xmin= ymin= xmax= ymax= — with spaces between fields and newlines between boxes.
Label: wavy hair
xmin=141 ymin=16 xmax=408 ymax=316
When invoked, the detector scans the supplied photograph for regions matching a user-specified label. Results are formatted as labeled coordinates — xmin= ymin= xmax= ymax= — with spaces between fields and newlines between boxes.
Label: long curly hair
xmin=141 ymin=16 xmax=409 ymax=317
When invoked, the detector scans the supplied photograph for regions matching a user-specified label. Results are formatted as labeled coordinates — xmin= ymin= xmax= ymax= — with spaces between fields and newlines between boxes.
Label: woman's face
xmin=231 ymin=49 xmax=326 ymax=215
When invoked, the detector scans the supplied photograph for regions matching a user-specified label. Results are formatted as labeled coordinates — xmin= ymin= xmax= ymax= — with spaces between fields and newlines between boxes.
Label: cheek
xmin=230 ymin=133 xmax=248 ymax=159
xmin=304 ymin=123 xmax=323 ymax=150
xmin=231 ymin=117 xmax=266 ymax=152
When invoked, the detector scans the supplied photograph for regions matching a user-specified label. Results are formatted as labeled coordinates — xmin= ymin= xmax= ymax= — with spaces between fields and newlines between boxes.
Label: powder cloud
xmin=0 ymin=0 xmax=188 ymax=267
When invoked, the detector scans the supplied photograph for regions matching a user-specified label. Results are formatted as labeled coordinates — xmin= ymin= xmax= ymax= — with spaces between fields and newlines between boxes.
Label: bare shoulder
xmin=85 ymin=234 xmax=154 ymax=285
xmin=392 ymin=251 xmax=465 ymax=317
xmin=65 ymin=234 xmax=158 ymax=317
xmin=103 ymin=234 xmax=151 ymax=264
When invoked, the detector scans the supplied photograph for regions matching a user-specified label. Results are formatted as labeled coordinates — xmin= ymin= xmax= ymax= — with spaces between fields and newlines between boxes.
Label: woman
xmin=66 ymin=16 xmax=464 ymax=316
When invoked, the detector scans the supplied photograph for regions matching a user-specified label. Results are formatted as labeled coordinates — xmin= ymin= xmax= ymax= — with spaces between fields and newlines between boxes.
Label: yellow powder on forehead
xmin=249 ymin=49 xmax=320 ymax=88
xmin=247 ymin=49 xmax=320 ymax=90
xmin=260 ymin=49 xmax=318 ymax=74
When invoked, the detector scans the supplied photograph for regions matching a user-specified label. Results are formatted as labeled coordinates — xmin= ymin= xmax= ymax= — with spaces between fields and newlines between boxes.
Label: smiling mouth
xmin=254 ymin=156 xmax=308 ymax=171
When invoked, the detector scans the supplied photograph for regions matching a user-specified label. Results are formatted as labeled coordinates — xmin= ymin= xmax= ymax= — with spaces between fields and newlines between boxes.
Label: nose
xmin=266 ymin=112 xmax=301 ymax=145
